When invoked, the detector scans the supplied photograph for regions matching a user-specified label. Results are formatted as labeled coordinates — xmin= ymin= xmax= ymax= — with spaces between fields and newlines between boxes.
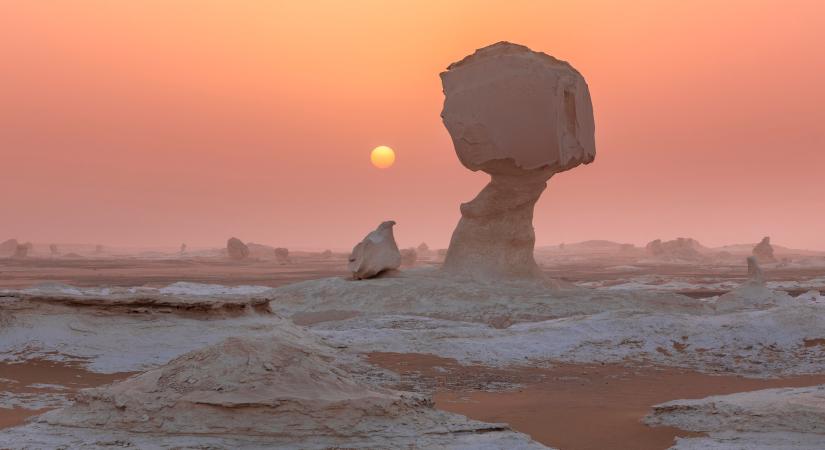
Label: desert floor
xmin=1 ymin=251 xmax=824 ymax=449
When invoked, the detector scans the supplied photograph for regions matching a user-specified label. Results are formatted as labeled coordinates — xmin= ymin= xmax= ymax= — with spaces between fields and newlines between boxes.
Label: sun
xmin=370 ymin=146 xmax=395 ymax=169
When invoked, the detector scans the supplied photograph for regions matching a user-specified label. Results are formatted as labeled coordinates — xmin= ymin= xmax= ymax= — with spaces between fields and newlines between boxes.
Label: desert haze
xmin=2 ymin=2 xmax=825 ymax=450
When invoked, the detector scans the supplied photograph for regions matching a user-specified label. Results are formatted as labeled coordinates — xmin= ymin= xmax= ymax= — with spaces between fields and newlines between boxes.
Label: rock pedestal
xmin=439 ymin=42 xmax=596 ymax=278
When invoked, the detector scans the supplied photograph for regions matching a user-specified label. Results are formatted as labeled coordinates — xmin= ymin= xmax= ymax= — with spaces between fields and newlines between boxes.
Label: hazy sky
xmin=2 ymin=1 xmax=824 ymax=250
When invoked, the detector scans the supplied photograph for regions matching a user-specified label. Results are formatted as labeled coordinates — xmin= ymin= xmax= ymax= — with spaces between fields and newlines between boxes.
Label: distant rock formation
xmin=400 ymin=247 xmax=417 ymax=266
xmin=179 ymin=243 xmax=187 ymax=255
xmin=13 ymin=242 xmax=32 ymax=259
xmin=645 ymin=238 xmax=705 ymax=261
xmin=226 ymin=237 xmax=249 ymax=260
xmin=752 ymin=236 xmax=777 ymax=263
xmin=274 ymin=247 xmax=290 ymax=264
xmin=416 ymin=242 xmax=430 ymax=255
xmin=320 ymin=249 xmax=333 ymax=259
xmin=0 ymin=239 xmax=19 ymax=257
xmin=746 ymin=256 xmax=765 ymax=285
xmin=49 ymin=244 xmax=59 ymax=256
xmin=348 ymin=221 xmax=401 ymax=280
xmin=94 ymin=245 xmax=104 ymax=254
xmin=440 ymin=42 xmax=596 ymax=278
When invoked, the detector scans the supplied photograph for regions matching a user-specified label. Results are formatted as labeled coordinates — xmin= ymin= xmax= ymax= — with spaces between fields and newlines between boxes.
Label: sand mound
xmin=24 ymin=334 xmax=544 ymax=448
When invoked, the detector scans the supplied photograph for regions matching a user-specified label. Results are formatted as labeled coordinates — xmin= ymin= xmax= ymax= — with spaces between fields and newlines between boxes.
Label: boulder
xmin=752 ymin=236 xmax=777 ymax=263
xmin=348 ymin=221 xmax=401 ymax=280
xmin=226 ymin=237 xmax=249 ymax=260
xmin=440 ymin=42 xmax=595 ymax=278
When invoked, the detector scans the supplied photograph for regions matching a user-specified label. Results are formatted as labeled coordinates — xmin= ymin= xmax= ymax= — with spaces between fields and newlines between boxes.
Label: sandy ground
xmin=0 ymin=359 xmax=134 ymax=430
xmin=368 ymin=352 xmax=825 ymax=450
xmin=2 ymin=255 xmax=825 ymax=448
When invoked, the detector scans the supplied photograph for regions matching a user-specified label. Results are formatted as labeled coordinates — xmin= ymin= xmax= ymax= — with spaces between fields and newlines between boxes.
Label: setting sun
xmin=370 ymin=145 xmax=396 ymax=169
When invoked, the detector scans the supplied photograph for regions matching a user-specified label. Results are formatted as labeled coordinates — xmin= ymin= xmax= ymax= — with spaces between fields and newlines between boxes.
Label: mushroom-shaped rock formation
xmin=752 ymin=236 xmax=777 ymax=263
xmin=440 ymin=42 xmax=596 ymax=278
xmin=348 ymin=221 xmax=401 ymax=280
xmin=226 ymin=237 xmax=249 ymax=260
xmin=0 ymin=239 xmax=19 ymax=257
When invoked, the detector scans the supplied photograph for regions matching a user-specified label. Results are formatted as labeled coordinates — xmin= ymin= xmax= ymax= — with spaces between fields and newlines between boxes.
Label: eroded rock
xmin=348 ymin=221 xmax=401 ymax=280
xmin=645 ymin=238 xmax=705 ymax=262
xmin=226 ymin=237 xmax=249 ymax=260
xmin=753 ymin=236 xmax=777 ymax=263
xmin=440 ymin=42 xmax=595 ymax=278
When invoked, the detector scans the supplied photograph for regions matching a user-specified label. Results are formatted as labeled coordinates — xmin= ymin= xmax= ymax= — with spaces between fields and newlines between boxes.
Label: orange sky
xmin=1 ymin=1 xmax=824 ymax=250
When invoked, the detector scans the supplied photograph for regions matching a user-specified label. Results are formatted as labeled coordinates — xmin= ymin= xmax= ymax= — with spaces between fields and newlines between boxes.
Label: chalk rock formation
xmin=274 ymin=247 xmax=290 ymax=264
xmin=12 ymin=242 xmax=32 ymax=259
xmin=33 ymin=335 xmax=538 ymax=448
xmin=715 ymin=257 xmax=792 ymax=311
xmin=0 ymin=239 xmax=18 ymax=257
xmin=747 ymin=256 xmax=765 ymax=284
xmin=226 ymin=237 xmax=249 ymax=260
xmin=417 ymin=242 xmax=430 ymax=255
xmin=400 ymin=247 xmax=418 ymax=266
xmin=646 ymin=385 xmax=825 ymax=434
xmin=440 ymin=42 xmax=595 ymax=278
xmin=645 ymin=238 xmax=705 ymax=261
xmin=348 ymin=221 xmax=401 ymax=279
xmin=320 ymin=249 xmax=333 ymax=259
xmin=752 ymin=236 xmax=777 ymax=263
xmin=179 ymin=243 xmax=187 ymax=255
xmin=94 ymin=245 xmax=104 ymax=254
xmin=49 ymin=244 xmax=59 ymax=256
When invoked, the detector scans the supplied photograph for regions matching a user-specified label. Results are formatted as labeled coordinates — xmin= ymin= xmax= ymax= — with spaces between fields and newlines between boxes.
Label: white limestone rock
xmin=23 ymin=334 xmax=546 ymax=449
xmin=440 ymin=41 xmax=595 ymax=279
xmin=348 ymin=221 xmax=401 ymax=280
xmin=646 ymin=384 xmax=825 ymax=435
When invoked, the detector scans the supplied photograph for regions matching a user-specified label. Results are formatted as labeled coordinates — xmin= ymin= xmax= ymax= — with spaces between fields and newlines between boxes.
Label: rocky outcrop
xmin=49 ymin=244 xmax=59 ymax=256
xmin=645 ymin=238 xmax=705 ymax=261
xmin=30 ymin=334 xmax=542 ymax=448
xmin=440 ymin=42 xmax=596 ymax=279
xmin=348 ymin=221 xmax=401 ymax=280
xmin=226 ymin=237 xmax=249 ymax=260
xmin=747 ymin=255 xmax=765 ymax=284
xmin=646 ymin=384 xmax=825 ymax=434
xmin=752 ymin=236 xmax=777 ymax=263
xmin=417 ymin=242 xmax=430 ymax=255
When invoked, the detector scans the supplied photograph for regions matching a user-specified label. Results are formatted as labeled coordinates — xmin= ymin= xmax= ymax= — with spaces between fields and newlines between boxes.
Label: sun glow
xmin=370 ymin=146 xmax=396 ymax=169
